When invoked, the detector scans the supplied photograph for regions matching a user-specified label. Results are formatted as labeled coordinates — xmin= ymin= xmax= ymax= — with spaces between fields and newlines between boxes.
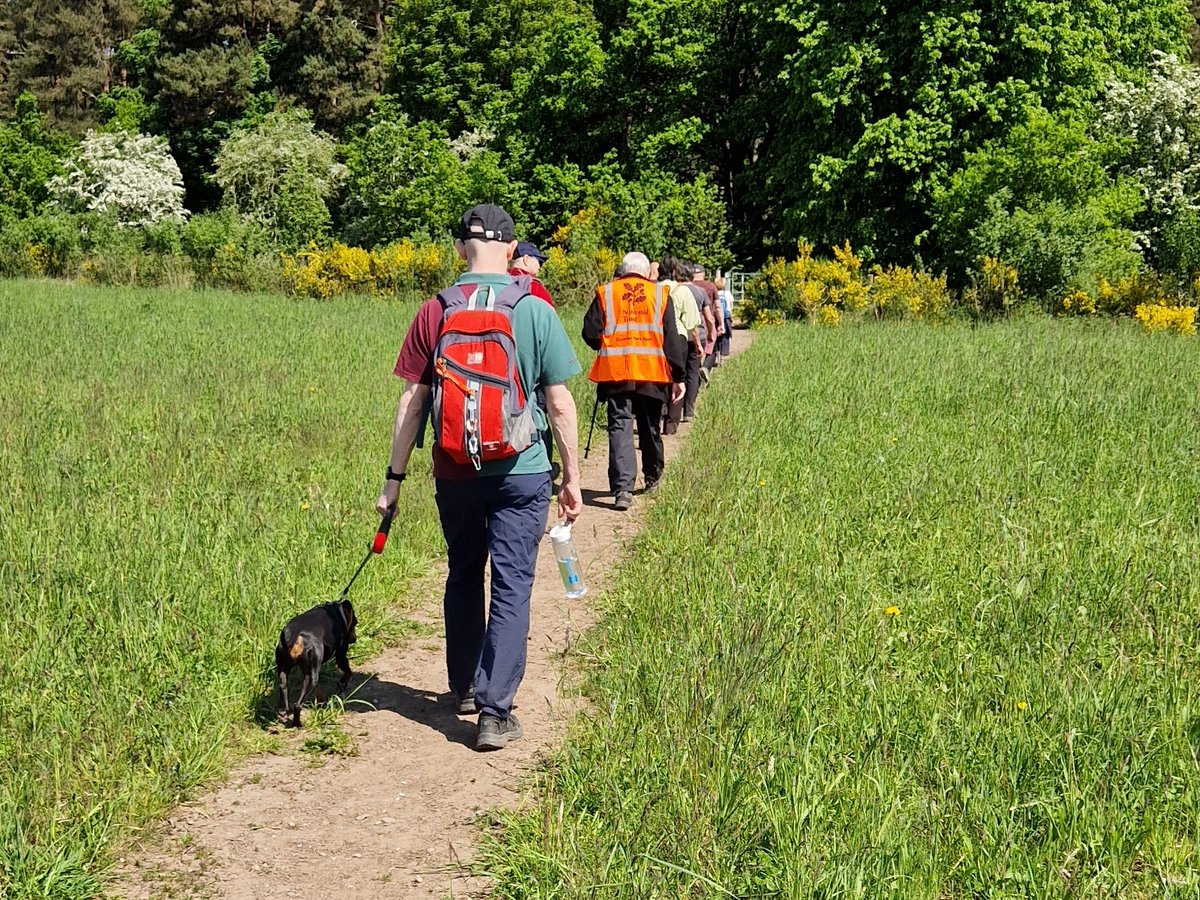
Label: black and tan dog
xmin=275 ymin=599 xmax=358 ymax=727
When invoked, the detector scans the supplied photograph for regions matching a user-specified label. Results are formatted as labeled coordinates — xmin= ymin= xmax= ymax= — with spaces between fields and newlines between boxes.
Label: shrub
xmin=0 ymin=92 xmax=68 ymax=225
xmin=340 ymin=111 xmax=474 ymax=248
xmin=0 ymin=211 xmax=83 ymax=278
xmin=48 ymin=130 xmax=187 ymax=227
xmin=1095 ymin=274 xmax=1172 ymax=316
xmin=742 ymin=242 xmax=867 ymax=322
xmin=181 ymin=209 xmax=279 ymax=290
xmin=1061 ymin=289 xmax=1098 ymax=316
xmin=214 ymin=110 xmax=343 ymax=249
xmin=869 ymin=266 xmax=953 ymax=320
xmin=280 ymin=240 xmax=461 ymax=299
xmin=539 ymin=215 xmax=622 ymax=306
xmin=1134 ymin=303 xmax=1197 ymax=334
xmin=962 ymin=257 xmax=1021 ymax=319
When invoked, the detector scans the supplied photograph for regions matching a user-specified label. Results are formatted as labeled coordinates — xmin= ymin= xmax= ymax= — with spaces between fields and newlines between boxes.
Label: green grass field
xmin=481 ymin=319 xmax=1200 ymax=897
xmin=5 ymin=281 xmax=1200 ymax=898
xmin=0 ymin=280 xmax=596 ymax=899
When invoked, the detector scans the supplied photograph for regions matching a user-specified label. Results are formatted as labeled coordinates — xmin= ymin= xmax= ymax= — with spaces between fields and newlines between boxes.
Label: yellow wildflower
xmin=884 ymin=606 xmax=900 ymax=617
xmin=300 ymin=502 xmax=311 ymax=511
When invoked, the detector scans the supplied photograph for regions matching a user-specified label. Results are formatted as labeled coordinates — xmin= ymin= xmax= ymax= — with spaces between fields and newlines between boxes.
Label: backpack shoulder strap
xmin=436 ymin=284 xmax=474 ymax=315
xmin=493 ymin=275 xmax=533 ymax=312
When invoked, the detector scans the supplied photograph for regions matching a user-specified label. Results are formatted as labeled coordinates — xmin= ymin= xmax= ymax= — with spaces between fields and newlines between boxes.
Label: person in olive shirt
xmin=376 ymin=204 xmax=582 ymax=752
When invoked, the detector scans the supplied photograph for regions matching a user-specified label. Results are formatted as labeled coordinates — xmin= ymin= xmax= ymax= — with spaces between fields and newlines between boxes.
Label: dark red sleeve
xmin=393 ymin=298 xmax=444 ymax=385
xmin=531 ymin=278 xmax=555 ymax=309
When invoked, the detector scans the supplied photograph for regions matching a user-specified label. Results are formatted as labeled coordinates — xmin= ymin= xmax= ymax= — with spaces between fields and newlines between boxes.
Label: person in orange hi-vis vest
xmin=582 ymin=251 xmax=687 ymax=511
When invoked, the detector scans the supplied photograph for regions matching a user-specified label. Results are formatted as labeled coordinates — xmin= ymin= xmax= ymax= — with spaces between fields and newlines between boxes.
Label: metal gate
xmin=726 ymin=270 xmax=759 ymax=301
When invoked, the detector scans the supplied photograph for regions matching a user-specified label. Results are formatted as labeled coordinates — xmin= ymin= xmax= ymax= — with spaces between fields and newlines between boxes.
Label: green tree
xmin=0 ymin=92 xmax=70 ymax=224
xmin=744 ymin=0 xmax=1190 ymax=262
xmin=340 ymin=106 xmax=516 ymax=246
xmin=274 ymin=0 xmax=388 ymax=133
xmin=0 ymin=0 xmax=142 ymax=130
xmin=150 ymin=0 xmax=298 ymax=207
xmin=213 ymin=109 xmax=341 ymax=247
xmin=934 ymin=108 xmax=1143 ymax=298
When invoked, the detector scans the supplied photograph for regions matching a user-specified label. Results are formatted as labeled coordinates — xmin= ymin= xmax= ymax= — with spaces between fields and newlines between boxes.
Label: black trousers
xmin=606 ymin=392 xmax=665 ymax=493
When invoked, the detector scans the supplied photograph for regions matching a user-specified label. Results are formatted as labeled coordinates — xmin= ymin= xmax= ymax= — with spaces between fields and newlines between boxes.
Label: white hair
xmin=620 ymin=251 xmax=651 ymax=278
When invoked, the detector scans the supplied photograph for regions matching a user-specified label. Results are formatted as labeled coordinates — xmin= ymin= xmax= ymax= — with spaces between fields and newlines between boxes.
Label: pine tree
xmin=0 ymin=0 xmax=140 ymax=129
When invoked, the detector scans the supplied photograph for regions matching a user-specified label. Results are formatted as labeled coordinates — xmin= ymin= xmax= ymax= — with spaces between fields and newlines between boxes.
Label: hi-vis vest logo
xmin=620 ymin=281 xmax=650 ymax=311
xmin=588 ymin=276 xmax=671 ymax=385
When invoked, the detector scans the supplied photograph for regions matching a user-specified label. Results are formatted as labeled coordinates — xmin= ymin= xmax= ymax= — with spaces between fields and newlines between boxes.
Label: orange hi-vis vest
xmin=588 ymin=276 xmax=672 ymax=385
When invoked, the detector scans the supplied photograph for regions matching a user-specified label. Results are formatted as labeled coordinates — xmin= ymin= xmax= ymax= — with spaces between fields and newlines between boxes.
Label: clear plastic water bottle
xmin=548 ymin=521 xmax=587 ymax=599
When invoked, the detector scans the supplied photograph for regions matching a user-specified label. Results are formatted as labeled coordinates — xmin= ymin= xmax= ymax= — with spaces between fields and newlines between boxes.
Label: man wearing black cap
xmin=376 ymin=203 xmax=583 ymax=752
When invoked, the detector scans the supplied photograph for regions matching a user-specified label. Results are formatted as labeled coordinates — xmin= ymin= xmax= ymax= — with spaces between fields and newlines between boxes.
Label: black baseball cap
xmin=515 ymin=241 xmax=548 ymax=263
xmin=459 ymin=204 xmax=515 ymax=242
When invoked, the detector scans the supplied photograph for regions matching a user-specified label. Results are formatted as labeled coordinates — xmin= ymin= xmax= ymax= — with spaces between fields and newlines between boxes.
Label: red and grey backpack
xmin=431 ymin=277 xmax=537 ymax=470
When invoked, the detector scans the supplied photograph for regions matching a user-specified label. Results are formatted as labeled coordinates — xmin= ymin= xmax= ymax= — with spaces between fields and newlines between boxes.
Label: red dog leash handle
xmin=371 ymin=505 xmax=397 ymax=554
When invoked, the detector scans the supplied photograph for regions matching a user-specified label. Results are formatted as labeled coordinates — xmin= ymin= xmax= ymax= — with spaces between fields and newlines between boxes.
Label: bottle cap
xmin=548 ymin=522 xmax=572 ymax=544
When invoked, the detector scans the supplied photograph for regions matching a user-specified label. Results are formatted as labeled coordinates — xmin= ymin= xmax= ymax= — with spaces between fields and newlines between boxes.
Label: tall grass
xmin=481 ymin=318 xmax=1200 ymax=897
xmin=0 ymin=281 xmax=456 ymax=898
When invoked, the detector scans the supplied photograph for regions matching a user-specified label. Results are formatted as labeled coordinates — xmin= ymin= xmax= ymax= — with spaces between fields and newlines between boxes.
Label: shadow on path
xmin=346 ymin=674 xmax=476 ymax=748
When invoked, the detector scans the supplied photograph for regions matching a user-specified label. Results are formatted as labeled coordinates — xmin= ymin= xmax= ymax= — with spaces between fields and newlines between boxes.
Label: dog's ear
xmin=342 ymin=599 xmax=355 ymax=629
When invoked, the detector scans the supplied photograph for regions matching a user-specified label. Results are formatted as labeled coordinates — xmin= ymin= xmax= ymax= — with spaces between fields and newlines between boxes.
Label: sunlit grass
xmin=0 ymin=279 xmax=603 ymax=898
xmin=482 ymin=318 xmax=1200 ymax=898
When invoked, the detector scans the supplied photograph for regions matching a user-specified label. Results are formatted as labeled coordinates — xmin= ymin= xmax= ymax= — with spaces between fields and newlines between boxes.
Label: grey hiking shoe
xmin=452 ymin=688 xmax=476 ymax=715
xmin=476 ymin=713 xmax=523 ymax=751
xmin=644 ymin=478 xmax=660 ymax=495
xmin=613 ymin=491 xmax=633 ymax=511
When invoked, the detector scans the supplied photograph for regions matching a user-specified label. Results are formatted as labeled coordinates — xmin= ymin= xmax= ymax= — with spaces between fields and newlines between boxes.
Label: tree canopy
xmin=0 ymin=0 xmax=1195 ymax=271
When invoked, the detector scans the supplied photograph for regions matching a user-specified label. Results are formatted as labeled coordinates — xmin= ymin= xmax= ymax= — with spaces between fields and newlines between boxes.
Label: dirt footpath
xmin=113 ymin=329 xmax=754 ymax=900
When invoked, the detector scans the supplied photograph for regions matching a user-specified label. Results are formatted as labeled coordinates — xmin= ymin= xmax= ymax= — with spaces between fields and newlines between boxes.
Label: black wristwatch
xmin=386 ymin=467 xmax=406 ymax=484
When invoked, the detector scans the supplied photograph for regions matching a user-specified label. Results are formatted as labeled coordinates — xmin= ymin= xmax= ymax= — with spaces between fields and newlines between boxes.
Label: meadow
xmin=482 ymin=318 xmax=1200 ymax=897
xmin=0 ymin=280 xmax=593 ymax=899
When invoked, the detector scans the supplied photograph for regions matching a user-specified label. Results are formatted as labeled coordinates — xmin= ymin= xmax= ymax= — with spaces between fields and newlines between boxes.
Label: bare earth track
xmin=113 ymin=330 xmax=754 ymax=900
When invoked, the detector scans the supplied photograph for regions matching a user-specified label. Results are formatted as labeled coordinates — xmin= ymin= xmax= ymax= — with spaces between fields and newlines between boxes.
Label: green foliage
xmin=744 ymin=0 xmax=1190 ymax=260
xmin=1159 ymin=207 xmax=1200 ymax=280
xmin=273 ymin=0 xmax=387 ymax=133
xmin=96 ymin=86 xmax=157 ymax=134
xmin=0 ymin=0 xmax=141 ymax=131
xmin=0 ymin=211 xmax=83 ymax=277
xmin=0 ymin=93 xmax=68 ymax=225
xmin=340 ymin=106 xmax=518 ymax=246
xmin=935 ymin=108 xmax=1144 ymax=300
xmin=213 ymin=110 xmax=342 ymax=248
xmin=181 ymin=207 xmax=281 ymax=290
xmin=382 ymin=0 xmax=566 ymax=138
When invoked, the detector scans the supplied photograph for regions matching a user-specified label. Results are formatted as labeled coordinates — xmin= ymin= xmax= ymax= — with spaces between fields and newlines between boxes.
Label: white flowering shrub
xmin=48 ymin=130 xmax=188 ymax=227
xmin=1101 ymin=52 xmax=1200 ymax=220
xmin=214 ymin=110 xmax=344 ymax=248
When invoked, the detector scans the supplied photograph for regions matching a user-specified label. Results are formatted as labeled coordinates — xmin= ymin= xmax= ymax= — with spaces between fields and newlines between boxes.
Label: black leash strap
xmin=336 ymin=505 xmax=396 ymax=601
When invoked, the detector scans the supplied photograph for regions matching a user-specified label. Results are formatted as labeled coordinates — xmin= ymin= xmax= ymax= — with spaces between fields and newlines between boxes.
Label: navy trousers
xmin=435 ymin=473 xmax=551 ymax=719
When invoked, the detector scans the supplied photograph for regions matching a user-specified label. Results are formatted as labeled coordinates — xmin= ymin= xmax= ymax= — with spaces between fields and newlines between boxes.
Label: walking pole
xmin=583 ymin=393 xmax=600 ymax=459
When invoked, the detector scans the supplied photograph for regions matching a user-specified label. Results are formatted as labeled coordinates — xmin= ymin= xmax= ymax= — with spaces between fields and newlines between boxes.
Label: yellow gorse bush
xmin=870 ymin=265 xmax=951 ymax=320
xmin=281 ymin=240 xmax=460 ymax=299
xmin=1061 ymin=290 xmax=1097 ymax=316
xmin=744 ymin=241 xmax=868 ymax=324
xmin=817 ymin=304 xmax=841 ymax=326
xmin=1134 ymin=303 xmax=1197 ymax=335
xmin=25 ymin=242 xmax=51 ymax=277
